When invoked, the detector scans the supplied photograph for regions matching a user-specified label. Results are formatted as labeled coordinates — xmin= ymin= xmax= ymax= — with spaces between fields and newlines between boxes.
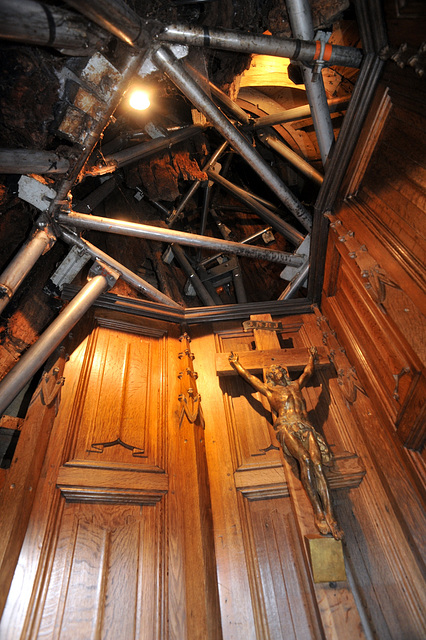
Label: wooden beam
xmin=216 ymin=345 xmax=330 ymax=375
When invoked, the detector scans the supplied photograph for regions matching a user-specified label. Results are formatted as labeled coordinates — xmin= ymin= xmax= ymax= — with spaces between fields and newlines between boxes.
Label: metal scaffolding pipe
xmin=278 ymin=261 xmax=310 ymax=300
xmin=0 ymin=149 xmax=70 ymax=174
xmin=185 ymin=63 xmax=251 ymax=125
xmin=199 ymin=182 xmax=212 ymax=237
xmin=198 ymin=227 xmax=273 ymax=268
xmin=236 ymin=190 xmax=277 ymax=212
xmin=159 ymin=24 xmax=363 ymax=68
xmin=257 ymin=131 xmax=323 ymax=186
xmin=59 ymin=229 xmax=182 ymax=309
xmin=56 ymin=212 xmax=304 ymax=267
xmin=167 ymin=141 xmax=228 ymax=226
xmin=209 ymin=83 xmax=251 ymax=125
xmin=206 ymin=170 xmax=305 ymax=246
xmin=64 ymin=0 xmax=157 ymax=48
xmin=0 ymin=225 xmax=55 ymax=315
xmin=241 ymin=227 xmax=273 ymax=245
xmin=232 ymin=266 xmax=247 ymax=304
xmin=100 ymin=125 xmax=204 ymax=171
xmin=286 ymin=0 xmax=335 ymax=165
xmin=0 ymin=0 xmax=106 ymax=54
xmin=300 ymin=68 xmax=335 ymax=166
xmin=0 ymin=273 xmax=110 ymax=416
xmin=250 ymin=97 xmax=350 ymax=129
xmin=152 ymin=46 xmax=312 ymax=232
xmin=171 ymin=245 xmax=216 ymax=306
xmin=74 ymin=175 xmax=123 ymax=214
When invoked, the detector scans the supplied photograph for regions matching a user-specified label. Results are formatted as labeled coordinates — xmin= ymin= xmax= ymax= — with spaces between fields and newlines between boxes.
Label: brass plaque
xmin=305 ymin=535 xmax=347 ymax=583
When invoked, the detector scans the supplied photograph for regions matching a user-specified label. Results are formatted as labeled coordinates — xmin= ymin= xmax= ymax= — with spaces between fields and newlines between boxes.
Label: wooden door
xmin=0 ymin=309 xmax=221 ymax=640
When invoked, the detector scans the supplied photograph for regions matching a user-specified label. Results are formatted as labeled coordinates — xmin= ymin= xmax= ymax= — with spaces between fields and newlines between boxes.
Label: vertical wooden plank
xmin=192 ymin=324 xmax=258 ymax=640
xmin=0 ymin=327 xmax=92 ymax=639
xmin=249 ymin=498 xmax=324 ymax=640
xmin=0 ymin=360 xmax=60 ymax=617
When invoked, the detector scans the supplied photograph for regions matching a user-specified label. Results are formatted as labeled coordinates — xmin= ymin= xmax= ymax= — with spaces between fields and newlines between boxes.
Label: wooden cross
xmin=216 ymin=313 xmax=366 ymax=616
xmin=216 ymin=313 xmax=364 ymax=523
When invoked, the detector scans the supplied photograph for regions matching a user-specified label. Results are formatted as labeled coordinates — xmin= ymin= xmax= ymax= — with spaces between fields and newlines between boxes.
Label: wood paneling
xmin=0 ymin=347 xmax=64 ymax=616
xmin=318 ymin=47 xmax=426 ymax=637
xmin=71 ymin=316 xmax=168 ymax=469
xmin=1 ymin=305 xmax=425 ymax=639
xmin=0 ymin=310 xmax=221 ymax=640
xmin=194 ymin=314 xmax=366 ymax=639
xmin=191 ymin=325 xmax=258 ymax=640
xmin=323 ymin=122 xmax=426 ymax=445
xmin=35 ymin=503 xmax=163 ymax=640
xmin=303 ymin=312 xmax=426 ymax=639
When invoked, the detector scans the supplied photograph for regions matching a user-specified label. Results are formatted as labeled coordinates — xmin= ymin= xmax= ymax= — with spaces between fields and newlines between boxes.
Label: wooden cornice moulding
xmin=95 ymin=315 xmax=168 ymax=337
xmin=57 ymin=463 xmax=168 ymax=505
xmin=234 ymin=451 xmax=365 ymax=501
xmin=61 ymin=284 xmax=314 ymax=324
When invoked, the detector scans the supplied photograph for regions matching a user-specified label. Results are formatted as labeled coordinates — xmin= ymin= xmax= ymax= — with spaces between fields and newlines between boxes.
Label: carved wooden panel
xmin=323 ymin=222 xmax=425 ymax=448
xmin=71 ymin=316 xmax=168 ymax=470
xmin=36 ymin=502 xmax=164 ymax=640
xmin=0 ymin=311 xmax=224 ymax=640
xmin=0 ymin=312 xmax=178 ymax=640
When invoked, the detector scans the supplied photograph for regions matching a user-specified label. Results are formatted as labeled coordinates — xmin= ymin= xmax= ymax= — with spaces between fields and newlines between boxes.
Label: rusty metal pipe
xmin=159 ymin=24 xmax=363 ymax=68
xmin=0 ymin=225 xmax=55 ymax=315
xmin=153 ymin=45 xmax=312 ymax=232
xmin=0 ymin=273 xmax=110 ymax=416
xmin=56 ymin=212 xmax=304 ymax=267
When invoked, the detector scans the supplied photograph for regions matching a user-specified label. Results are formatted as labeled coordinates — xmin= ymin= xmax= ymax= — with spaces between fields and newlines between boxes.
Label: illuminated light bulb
xmin=129 ymin=90 xmax=150 ymax=110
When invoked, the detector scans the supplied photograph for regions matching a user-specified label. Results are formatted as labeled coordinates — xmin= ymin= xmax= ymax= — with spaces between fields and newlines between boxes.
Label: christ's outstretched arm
xmin=228 ymin=352 xmax=268 ymax=396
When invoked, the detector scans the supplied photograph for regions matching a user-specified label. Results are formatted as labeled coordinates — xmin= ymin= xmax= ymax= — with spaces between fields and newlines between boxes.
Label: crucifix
xmin=217 ymin=314 xmax=344 ymax=540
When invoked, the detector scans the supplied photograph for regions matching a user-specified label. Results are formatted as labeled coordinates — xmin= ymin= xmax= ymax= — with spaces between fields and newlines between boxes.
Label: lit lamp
xmin=129 ymin=89 xmax=150 ymax=111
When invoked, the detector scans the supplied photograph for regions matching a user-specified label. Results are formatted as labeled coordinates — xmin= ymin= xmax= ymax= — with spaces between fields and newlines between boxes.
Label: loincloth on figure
xmin=273 ymin=417 xmax=332 ymax=464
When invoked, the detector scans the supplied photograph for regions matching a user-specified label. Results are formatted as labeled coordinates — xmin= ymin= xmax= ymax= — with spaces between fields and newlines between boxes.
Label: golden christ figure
xmin=229 ymin=347 xmax=343 ymax=540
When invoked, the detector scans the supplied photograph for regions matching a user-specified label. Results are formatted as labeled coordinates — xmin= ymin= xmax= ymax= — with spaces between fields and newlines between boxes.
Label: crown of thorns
xmin=266 ymin=364 xmax=291 ymax=380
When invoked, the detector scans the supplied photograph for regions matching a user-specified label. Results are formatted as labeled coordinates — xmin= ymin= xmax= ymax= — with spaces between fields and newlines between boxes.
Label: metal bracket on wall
xmin=178 ymin=332 xmax=203 ymax=426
